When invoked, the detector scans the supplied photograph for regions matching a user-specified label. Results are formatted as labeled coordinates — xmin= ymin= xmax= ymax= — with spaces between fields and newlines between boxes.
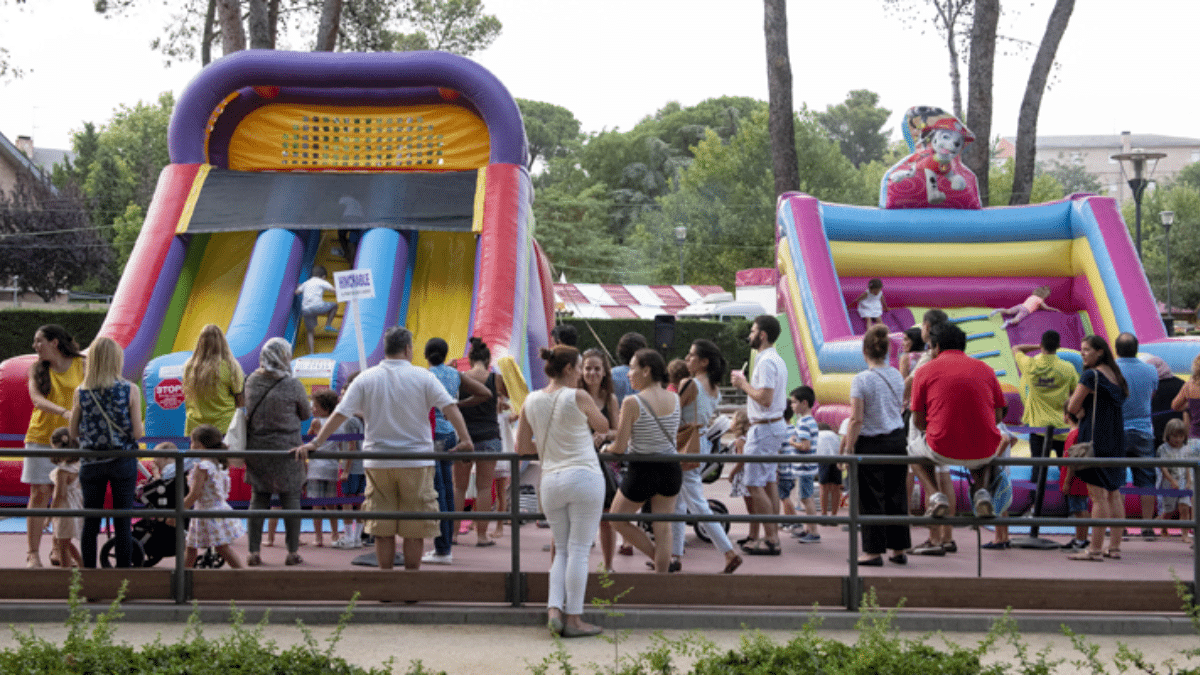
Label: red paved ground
xmin=3 ymin=479 xmax=1193 ymax=584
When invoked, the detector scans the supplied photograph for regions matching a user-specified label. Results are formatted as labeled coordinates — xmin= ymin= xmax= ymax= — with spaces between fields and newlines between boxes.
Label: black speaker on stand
xmin=653 ymin=314 xmax=675 ymax=352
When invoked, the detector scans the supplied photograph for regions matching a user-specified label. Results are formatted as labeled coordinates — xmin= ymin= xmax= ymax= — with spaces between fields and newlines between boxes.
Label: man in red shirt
xmin=910 ymin=323 xmax=1007 ymax=517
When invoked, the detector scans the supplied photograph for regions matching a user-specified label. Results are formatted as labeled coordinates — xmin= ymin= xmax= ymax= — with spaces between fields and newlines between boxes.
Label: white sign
xmin=293 ymin=358 xmax=336 ymax=379
xmin=158 ymin=364 xmax=184 ymax=379
xmin=334 ymin=269 xmax=375 ymax=302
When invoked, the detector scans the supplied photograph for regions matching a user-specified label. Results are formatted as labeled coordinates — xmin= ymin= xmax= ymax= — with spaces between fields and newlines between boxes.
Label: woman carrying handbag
xmin=1065 ymin=335 xmax=1128 ymax=561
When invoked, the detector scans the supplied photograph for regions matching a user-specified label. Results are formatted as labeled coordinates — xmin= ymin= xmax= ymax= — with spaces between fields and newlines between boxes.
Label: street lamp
xmin=1111 ymin=148 xmax=1167 ymax=259
xmin=673 ymin=226 xmax=687 ymax=285
xmin=1161 ymin=210 xmax=1175 ymax=328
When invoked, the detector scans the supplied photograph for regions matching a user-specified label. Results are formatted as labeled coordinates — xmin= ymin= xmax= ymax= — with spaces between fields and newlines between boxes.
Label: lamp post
xmin=673 ymin=226 xmax=687 ymax=285
xmin=1162 ymin=210 xmax=1175 ymax=327
xmin=1111 ymin=149 xmax=1167 ymax=259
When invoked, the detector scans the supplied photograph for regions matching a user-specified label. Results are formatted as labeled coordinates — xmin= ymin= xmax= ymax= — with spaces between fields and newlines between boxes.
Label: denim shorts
xmin=777 ymin=476 xmax=796 ymax=499
xmin=797 ymin=474 xmax=815 ymax=500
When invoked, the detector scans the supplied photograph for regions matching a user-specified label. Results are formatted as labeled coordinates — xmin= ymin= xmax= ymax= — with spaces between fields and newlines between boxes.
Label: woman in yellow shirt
xmin=182 ymin=325 xmax=246 ymax=434
xmin=24 ymin=324 xmax=85 ymax=568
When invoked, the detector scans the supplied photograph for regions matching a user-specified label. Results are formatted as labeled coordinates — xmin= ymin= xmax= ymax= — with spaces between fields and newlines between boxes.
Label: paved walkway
xmin=1 ymin=619 xmax=1198 ymax=674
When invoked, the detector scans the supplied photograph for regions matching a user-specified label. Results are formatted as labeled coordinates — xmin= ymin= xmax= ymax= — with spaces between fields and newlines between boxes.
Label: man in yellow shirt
xmin=1012 ymin=330 xmax=1079 ymax=459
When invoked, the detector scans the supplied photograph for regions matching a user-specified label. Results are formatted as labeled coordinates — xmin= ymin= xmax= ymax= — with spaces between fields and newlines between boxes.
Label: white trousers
xmin=672 ymin=466 xmax=734 ymax=556
xmin=541 ymin=466 xmax=604 ymax=615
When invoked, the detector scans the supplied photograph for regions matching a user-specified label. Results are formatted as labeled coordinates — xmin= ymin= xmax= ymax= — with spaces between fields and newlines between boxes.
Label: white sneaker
xmin=973 ymin=489 xmax=995 ymax=518
xmin=421 ymin=550 xmax=453 ymax=565
xmin=924 ymin=492 xmax=950 ymax=518
xmin=331 ymin=535 xmax=359 ymax=549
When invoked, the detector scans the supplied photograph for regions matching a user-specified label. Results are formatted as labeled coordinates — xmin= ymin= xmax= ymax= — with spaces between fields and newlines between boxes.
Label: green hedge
xmin=560 ymin=317 xmax=751 ymax=385
xmin=0 ymin=308 xmax=108 ymax=362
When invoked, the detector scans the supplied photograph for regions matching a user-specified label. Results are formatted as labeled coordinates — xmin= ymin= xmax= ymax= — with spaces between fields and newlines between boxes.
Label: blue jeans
xmin=80 ymin=457 xmax=139 ymax=568
xmin=433 ymin=432 xmax=457 ymax=554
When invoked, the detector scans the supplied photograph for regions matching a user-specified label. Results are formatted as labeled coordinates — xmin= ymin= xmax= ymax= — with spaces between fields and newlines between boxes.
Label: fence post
xmin=173 ymin=452 xmax=187 ymax=604
xmin=846 ymin=459 xmax=860 ymax=612
xmin=1193 ymin=464 xmax=1199 ymax=601
xmin=509 ymin=454 xmax=523 ymax=607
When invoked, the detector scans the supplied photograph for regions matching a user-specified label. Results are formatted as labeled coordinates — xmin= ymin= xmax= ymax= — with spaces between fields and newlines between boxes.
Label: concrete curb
xmin=1 ymin=603 xmax=1195 ymax=636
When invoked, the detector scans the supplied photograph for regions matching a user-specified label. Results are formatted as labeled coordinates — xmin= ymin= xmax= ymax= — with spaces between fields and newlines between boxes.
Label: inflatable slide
xmin=0 ymin=51 xmax=554 ymax=474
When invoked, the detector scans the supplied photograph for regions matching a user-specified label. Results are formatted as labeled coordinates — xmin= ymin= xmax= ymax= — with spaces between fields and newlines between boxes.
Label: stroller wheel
xmin=99 ymin=537 xmax=146 ymax=569
xmin=693 ymin=499 xmax=730 ymax=543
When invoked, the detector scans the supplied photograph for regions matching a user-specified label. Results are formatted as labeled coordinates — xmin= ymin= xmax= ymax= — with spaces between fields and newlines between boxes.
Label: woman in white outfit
xmin=517 ymin=345 xmax=609 ymax=638
xmin=671 ymin=339 xmax=743 ymax=574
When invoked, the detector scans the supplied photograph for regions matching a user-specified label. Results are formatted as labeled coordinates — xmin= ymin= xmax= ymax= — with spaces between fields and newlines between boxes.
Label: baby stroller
xmin=700 ymin=414 xmax=733 ymax=484
xmin=99 ymin=470 xmax=224 ymax=568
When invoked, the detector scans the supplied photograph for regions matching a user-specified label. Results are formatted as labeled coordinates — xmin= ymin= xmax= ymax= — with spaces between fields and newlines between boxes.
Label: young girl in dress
xmin=49 ymin=427 xmax=83 ymax=569
xmin=990 ymin=285 xmax=1063 ymax=328
xmin=725 ymin=410 xmax=755 ymax=545
xmin=854 ymin=279 xmax=887 ymax=327
xmin=1157 ymin=419 xmax=1195 ymax=543
xmin=184 ymin=425 xmax=245 ymax=568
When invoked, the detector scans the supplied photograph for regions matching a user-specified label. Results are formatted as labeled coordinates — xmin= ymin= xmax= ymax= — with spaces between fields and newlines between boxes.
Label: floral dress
xmin=186 ymin=460 xmax=245 ymax=548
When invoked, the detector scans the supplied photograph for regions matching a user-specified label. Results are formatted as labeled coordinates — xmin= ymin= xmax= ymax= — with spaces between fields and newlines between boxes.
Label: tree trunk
xmin=764 ymin=0 xmax=799 ymax=196
xmin=964 ymin=0 xmax=998 ymax=205
xmin=946 ymin=31 xmax=964 ymax=121
xmin=201 ymin=0 xmax=217 ymax=65
xmin=315 ymin=0 xmax=343 ymax=51
xmin=216 ymin=0 xmax=246 ymax=56
xmin=1010 ymin=0 xmax=1075 ymax=206
xmin=267 ymin=0 xmax=279 ymax=48
xmin=247 ymin=0 xmax=272 ymax=49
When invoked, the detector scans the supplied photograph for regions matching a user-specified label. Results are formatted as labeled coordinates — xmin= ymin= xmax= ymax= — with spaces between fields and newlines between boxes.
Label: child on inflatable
xmin=990 ymin=286 xmax=1062 ymax=328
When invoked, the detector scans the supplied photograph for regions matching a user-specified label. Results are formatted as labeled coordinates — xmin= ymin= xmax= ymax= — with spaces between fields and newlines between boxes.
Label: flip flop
xmin=476 ymin=540 xmax=496 ymax=547
xmin=723 ymin=554 xmax=743 ymax=574
xmin=1067 ymin=550 xmax=1104 ymax=562
xmin=1103 ymin=549 xmax=1121 ymax=559
xmin=744 ymin=540 xmax=781 ymax=556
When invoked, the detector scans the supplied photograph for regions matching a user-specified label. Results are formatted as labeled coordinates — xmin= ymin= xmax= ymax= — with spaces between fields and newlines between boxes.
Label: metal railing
xmin=2 ymin=442 xmax=1198 ymax=610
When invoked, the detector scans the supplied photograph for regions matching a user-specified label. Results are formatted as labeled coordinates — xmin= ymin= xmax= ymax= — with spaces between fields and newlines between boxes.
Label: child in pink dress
xmin=184 ymin=425 xmax=245 ymax=568
xmin=990 ymin=286 xmax=1062 ymax=327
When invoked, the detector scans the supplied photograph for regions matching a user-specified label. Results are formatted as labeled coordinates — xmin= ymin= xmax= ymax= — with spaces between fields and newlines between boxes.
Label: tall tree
xmin=1009 ymin=0 xmax=1074 ymax=205
xmin=215 ymin=0 xmax=246 ymax=55
xmin=963 ymin=0 xmax=998 ymax=205
xmin=0 ymin=177 xmax=114 ymax=302
xmin=630 ymin=109 xmax=869 ymax=285
xmin=97 ymin=0 xmax=501 ymax=64
xmin=764 ymin=0 xmax=799 ymax=196
xmin=814 ymin=89 xmax=891 ymax=168
xmin=516 ymin=99 xmax=582 ymax=172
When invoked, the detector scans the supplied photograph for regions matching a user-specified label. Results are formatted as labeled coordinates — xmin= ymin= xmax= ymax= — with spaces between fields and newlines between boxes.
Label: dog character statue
xmin=883 ymin=111 xmax=981 ymax=210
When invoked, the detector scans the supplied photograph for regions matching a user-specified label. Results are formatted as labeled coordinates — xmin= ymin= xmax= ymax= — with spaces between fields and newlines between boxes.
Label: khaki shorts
xmin=363 ymin=466 xmax=440 ymax=539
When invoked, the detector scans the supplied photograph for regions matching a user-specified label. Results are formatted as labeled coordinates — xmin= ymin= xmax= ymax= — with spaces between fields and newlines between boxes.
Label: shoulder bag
xmin=674 ymin=380 xmax=702 ymax=471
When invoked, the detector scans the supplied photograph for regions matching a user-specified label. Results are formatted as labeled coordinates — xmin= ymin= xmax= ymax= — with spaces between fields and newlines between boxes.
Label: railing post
xmin=173 ymin=451 xmax=187 ymax=604
xmin=846 ymin=459 xmax=860 ymax=612
xmin=1193 ymin=463 xmax=1199 ymax=599
xmin=509 ymin=454 xmax=523 ymax=607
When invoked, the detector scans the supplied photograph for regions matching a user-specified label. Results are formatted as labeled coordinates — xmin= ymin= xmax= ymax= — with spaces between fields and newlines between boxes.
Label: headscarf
xmin=1140 ymin=354 xmax=1175 ymax=381
xmin=258 ymin=337 xmax=293 ymax=378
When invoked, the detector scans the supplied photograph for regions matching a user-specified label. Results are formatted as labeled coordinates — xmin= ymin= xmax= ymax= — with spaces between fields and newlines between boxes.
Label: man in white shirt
xmin=730 ymin=315 xmax=790 ymax=555
xmin=296 ymin=326 xmax=473 ymax=572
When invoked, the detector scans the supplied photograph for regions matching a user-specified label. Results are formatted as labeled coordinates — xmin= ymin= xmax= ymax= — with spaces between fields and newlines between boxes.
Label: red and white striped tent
xmin=554 ymin=283 xmax=726 ymax=319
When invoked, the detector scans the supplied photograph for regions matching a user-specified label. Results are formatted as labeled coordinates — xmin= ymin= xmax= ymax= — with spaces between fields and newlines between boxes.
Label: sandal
xmin=1067 ymin=550 xmax=1105 ymax=561
xmin=744 ymin=540 xmax=781 ymax=556
xmin=25 ymin=552 xmax=42 ymax=569
xmin=723 ymin=554 xmax=743 ymax=574
xmin=1103 ymin=549 xmax=1121 ymax=559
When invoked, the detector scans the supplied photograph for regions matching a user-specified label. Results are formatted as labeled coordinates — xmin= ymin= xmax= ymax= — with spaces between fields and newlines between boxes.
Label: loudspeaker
xmin=654 ymin=314 xmax=675 ymax=351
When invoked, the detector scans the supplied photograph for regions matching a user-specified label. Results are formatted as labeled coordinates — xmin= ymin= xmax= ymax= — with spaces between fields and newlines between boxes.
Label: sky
xmin=2 ymin=0 xmax=1198 ymax=153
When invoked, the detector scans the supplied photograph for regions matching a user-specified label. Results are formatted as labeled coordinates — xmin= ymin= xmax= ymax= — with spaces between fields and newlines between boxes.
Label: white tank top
xmin=523 ymin=388 xmax=600 ymax=475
